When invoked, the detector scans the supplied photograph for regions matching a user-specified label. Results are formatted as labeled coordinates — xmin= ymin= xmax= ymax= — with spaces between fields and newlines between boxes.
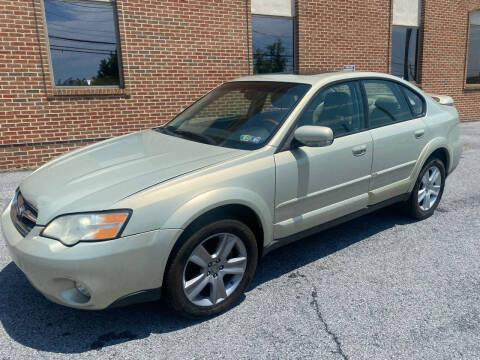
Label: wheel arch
xmin=178 ymin=204 xmax=265 ymax=258
xmin=427 ymin=147 xmax=450 ymax=174
xmin=162 ymin=187 xmax=273 ymax=257
xmin=408 ymin=139 xmax=452 ymax=193
xmin=161 ymin=198 xmax=269 ymax=289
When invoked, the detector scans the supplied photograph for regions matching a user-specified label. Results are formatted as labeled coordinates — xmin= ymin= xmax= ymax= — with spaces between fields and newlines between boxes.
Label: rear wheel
xmin=406 ymin=158 xmax=445 ymax=220
xmin=164 ymin=219 xmax=258 ymax=318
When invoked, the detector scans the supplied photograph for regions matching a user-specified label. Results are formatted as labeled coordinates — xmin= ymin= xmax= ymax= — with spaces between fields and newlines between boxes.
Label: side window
xmin=402 ymin=87 xmax=425 ymax=117
xmin=363 ymin=80 xmax=412 ymax=127
xmin=296 ymin=81 xmax=365 ymax=137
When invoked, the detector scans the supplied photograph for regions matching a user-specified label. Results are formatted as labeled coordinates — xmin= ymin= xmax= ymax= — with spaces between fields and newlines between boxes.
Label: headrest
xmin=324 ymin=92 xmax=350 ymax=107
xmin=271 ymin=90 xmax=298 ymax=108
xmin=375 ymin=97 xmax=398 ymax=111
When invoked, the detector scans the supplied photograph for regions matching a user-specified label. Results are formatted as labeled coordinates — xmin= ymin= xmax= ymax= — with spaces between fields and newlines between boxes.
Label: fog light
xmin=74 ymin=281 xmax=91 ymax=298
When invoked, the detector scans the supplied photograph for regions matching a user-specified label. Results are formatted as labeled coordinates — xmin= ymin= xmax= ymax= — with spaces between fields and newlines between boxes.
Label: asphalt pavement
xmin=0 ymin=122 xmax=479 ymax=359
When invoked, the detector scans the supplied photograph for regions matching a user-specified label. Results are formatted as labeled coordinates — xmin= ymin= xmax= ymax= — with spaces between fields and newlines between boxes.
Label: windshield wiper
xmin=157 ymin=126 xmax=217 ymax=145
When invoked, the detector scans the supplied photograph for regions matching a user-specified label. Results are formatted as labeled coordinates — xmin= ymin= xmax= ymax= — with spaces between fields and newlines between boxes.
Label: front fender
xmin=161 ymin=187 xmax=274 ymax=247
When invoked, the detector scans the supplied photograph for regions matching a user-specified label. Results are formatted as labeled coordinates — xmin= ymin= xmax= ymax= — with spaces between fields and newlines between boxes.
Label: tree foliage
xmin=254 ymin=40 xmax=288 ymax=74
xmin=92 ymin=51 xmax=120 ymax=86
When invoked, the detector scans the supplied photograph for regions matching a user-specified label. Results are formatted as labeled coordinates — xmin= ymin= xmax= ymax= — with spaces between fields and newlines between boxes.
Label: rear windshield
xmin=158 ymin=81 xmax=311 ymax=150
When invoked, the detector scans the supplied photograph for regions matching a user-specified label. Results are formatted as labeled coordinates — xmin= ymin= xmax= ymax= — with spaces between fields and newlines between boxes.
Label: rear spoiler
xmin=426 ymin=93 xmax=454 ymax=106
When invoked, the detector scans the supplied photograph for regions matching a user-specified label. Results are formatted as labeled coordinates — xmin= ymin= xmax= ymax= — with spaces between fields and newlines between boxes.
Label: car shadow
xmin=0 ymin=206 xmax=414 ymax=354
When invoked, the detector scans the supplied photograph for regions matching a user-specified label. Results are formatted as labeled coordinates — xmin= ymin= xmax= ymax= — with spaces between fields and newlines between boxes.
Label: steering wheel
xmin=261 ymin=118 xmax=280 ymax=126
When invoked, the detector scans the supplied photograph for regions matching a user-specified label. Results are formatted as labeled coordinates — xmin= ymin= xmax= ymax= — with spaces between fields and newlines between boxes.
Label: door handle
xmin=414 ymin=129 xmax=425 ymax=139
xmin=352 ymin=144 xmax=367 ymax=157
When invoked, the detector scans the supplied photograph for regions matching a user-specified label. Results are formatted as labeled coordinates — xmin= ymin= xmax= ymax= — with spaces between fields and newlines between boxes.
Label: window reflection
xmin=391 ymin=26 xmax=419 ymax=82
xmin=44 ymin=0 xmax=121 ymax=86
xmin=466 ymin=11 xmax=480 ymax=85
xmin=252 ymin=15 xmax=294 ymax=74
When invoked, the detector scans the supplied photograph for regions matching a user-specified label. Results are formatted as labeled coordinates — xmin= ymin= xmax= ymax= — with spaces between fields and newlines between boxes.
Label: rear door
xmin=363 ymin=79 xmax=427 ymax=202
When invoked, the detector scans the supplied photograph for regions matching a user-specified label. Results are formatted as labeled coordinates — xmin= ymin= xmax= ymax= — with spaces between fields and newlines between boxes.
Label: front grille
xmin=10 ymin=190 xmax=38 ymax=237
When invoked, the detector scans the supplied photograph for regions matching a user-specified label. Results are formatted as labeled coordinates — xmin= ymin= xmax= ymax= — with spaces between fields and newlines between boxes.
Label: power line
xmin=47 ymin=0 xmax=112 ymax=11
xmin=49 ymin=35 xmax=116 ymax=45
xmin=48 ymin=22 xmax=113 ymax=34
xmin=50 ymin=47 xmax=114 ymax=55
xmin=50 ymin=44 xmax=115 ymax=52
xmin=45 ymin=10 xmax=113 ymax=23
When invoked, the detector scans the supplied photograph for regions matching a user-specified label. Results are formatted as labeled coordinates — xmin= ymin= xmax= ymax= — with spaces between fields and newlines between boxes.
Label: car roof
xmin=231 ymin=71 xmax=411 ymax=87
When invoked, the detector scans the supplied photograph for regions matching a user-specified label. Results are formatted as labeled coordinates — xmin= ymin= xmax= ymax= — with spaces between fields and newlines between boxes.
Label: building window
xmin=391 ymin=0 xmax=421 ymax=82
xmin=43 ymin=0 xmax=122 ymax=87
xmin=251 ymin=0 xmax=295 ymax=74
xmin=391 ymin=26 xmax=419 ymax=82
xmin=252 ymin=15 xmax=294 ymax=74
xmin=466 ymin=10 xmax=480 ymax=85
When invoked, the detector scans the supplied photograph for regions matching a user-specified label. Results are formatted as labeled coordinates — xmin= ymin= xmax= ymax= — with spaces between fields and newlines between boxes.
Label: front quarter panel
xmin=114 ymin=148 xmax=276 ymax=247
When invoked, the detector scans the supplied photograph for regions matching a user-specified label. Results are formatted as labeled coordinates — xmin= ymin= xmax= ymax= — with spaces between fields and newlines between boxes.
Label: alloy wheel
xmin=418 ymin=165 xmax=442 ymax=211
xmin=182 ymin=232 xmax=247 ymax=307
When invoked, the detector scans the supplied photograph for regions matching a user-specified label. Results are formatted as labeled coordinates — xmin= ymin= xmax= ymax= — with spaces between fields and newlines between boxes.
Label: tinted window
xmin=162 ymin=82 xmax=310 ymax=150
xmin=402 ymin=87 xmax=424 ymax=117
xmin=297 ymin=81 xmax=365 ymax=137
xmin=252 ymin=15 xmax=294 ymax=74
xmin=391 ymin=26 xmax=419 ymax=82
xmin=363 ymin=80 xmax=412 ymax=127
xmin=44 ymin=0 xmax=121 ymax=86
xmin=466 ymin=10 xmax=480 ymax=85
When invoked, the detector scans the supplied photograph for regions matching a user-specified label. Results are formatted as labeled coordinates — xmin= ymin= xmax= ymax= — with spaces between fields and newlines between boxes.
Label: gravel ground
xmin=0 ymin=122 xmax=479 ymax=360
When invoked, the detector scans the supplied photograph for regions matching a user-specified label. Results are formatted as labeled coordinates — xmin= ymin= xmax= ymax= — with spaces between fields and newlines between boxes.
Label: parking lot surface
xmin=0 ymin=122 xmax=479 ymax=360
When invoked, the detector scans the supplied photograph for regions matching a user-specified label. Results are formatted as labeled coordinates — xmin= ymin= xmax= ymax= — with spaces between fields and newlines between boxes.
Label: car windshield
xmin=158 ymin=81 xmax=311 ymax=150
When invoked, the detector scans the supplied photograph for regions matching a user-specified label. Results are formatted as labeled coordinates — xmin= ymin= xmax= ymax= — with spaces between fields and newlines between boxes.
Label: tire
xmin=405 ymin=157 xmax=446 ymax=220
xmin=164 ymin=219 xmax=258 ymax=318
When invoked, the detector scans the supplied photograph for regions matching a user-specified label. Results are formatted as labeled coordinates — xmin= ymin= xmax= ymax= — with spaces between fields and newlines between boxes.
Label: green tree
xmin=57 ymin=77 xmax=88 ymax=86
xmin=91 ymin=51 xmax=120 ymax=85
xmin=254 ymin=39 xmax=288 ymax=74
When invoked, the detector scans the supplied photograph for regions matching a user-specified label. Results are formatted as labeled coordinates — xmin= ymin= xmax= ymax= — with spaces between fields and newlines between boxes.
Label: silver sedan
xmin=1 ymin=71 xmax=462 ymax=317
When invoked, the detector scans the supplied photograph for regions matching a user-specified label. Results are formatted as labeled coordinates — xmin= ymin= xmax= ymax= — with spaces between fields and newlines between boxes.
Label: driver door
xmin=273 ymin=80 xmax=373 ymax=239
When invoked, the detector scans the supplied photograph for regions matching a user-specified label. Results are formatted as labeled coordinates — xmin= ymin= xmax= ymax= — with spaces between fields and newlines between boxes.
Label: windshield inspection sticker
xmin=240 ymin=134 xmax=262 ymax=144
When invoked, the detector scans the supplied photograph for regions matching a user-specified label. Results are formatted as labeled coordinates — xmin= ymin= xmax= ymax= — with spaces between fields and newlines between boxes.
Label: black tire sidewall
xmin=409 ymin=158 xmax=446 ymax=219
xmin=164 ymin=219 xmax=258 ymax=318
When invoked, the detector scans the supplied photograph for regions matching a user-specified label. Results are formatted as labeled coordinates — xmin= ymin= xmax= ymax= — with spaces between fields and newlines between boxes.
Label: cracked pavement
xmin=0 ymin=122 xmax=479 ymax=359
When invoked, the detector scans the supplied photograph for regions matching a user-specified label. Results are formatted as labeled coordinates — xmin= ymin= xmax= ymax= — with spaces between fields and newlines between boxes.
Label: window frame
xmin=277 ymin=77 xmax=427 ymax=152
xmin=464 ymin=9 xmax=480 ymax=89
xmin=251 ymin=13 xmax=296 ymax=74
xmin=161 ymin=81 xmax=312 ymax=151
xmin=277 ymin=79 xmax=369 ymax=152
xmin=294 ymin=80 xmax=368 ymax=138
xmin=400 ymin=85 xmax=426 ymax=118
xmin=360 ymin=79 xmax=426 ymax=130
xmin=41 ymin=0 xmax=125 ymax=89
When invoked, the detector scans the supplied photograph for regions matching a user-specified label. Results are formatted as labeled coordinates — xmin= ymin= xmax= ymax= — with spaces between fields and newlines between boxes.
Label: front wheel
xmin=164 ymin=219 xmax=258 ymax=318
xmin=406 ymin=158 xmax=446 ymax=220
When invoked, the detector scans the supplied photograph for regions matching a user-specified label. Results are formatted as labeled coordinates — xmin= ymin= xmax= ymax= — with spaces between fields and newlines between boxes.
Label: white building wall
xmin=392 ymin=0 xmax=421 ymax=27
xmin=251 ymin=0 xmax=295 ymax=17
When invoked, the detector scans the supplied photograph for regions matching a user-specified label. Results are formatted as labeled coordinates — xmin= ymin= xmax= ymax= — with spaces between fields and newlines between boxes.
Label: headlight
xmin=41 ymin=210 xmax=131 ymax=246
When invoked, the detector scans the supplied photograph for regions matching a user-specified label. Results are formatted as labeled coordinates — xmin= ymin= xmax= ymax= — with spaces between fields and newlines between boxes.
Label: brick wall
xmin=0 ymin=0 xmax=479 ymax=171
xmin=0 ymin=0 xmax=252 ymax=170
xmin=296 ymin=0 xmax=391 ymax=74
xmin=421 ymin=0 xmax=480 ymax=120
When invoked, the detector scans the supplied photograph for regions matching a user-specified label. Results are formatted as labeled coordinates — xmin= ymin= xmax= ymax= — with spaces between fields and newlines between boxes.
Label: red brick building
xmin=1 ymin=0 xmax=479 ymax=170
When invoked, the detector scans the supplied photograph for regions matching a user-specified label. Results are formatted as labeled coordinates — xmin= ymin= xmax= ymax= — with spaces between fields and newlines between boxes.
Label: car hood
xmin=20 ymin=130 xmax=246 ymax=225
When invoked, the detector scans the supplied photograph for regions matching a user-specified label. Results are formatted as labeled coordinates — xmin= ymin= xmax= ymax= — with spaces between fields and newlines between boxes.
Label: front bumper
xmin=1 ymin=204 xmax=182 ymax=310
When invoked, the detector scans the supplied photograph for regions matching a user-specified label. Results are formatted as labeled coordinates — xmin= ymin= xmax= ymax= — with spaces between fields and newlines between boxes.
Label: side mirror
xmin=293 ymin=126 xmax=334 ymax=147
